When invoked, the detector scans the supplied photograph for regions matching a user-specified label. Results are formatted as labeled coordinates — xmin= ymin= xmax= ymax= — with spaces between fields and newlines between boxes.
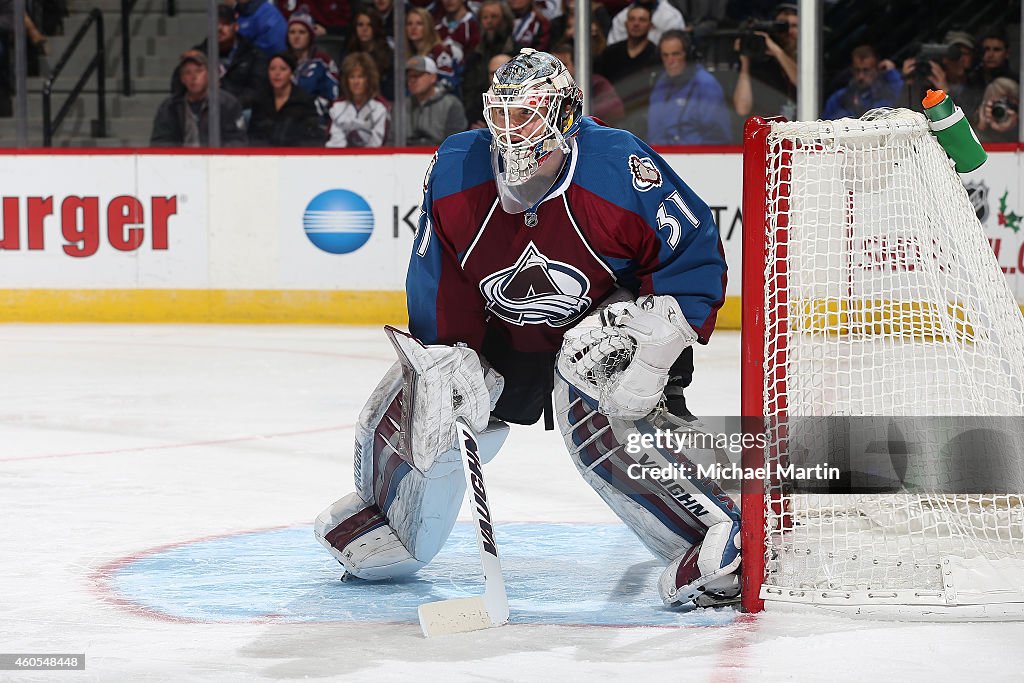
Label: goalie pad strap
xmin=315 ymin=492 xmax=426 ymax=579
xmin=658 ymin=520 xmax=741 ymax=607
xmin=322 ymin=503 xmax=388 ymax=552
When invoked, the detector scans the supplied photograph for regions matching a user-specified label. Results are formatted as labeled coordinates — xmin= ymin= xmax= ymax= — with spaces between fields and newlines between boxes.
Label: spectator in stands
xmin=248 ymin=52 xmax=325 ymax=145
xmin=549 ymin=0 xmax=610 ymax=48
xmin=551 ymin=41 xmax=624 ymax=124
xmin=732 ymin=2 xmax=797 ymax=119
xmin=235 ymin=0 xmax=287 ymax=56
xmin=373 ymin=0 xmax=395 ymax=40
xmin=509 ymin=0 xmax=550 ymax=52
xmin=821 ymin=45 xmax=902 ymax=120
xmin=607 ymin=0 xmax=684 ymax=46
xmin=533 ymin=0 xmax=561 ymax=22
xmin=407 ymin=7 xmax=460 ymax=93
xmin=405 ymin=55 xmax=467 ymax=145
xmin=151 ymin=50 xmax=248 ymax=147
xmin=286 ymin=9 xmax=339 ymax=120
xmin=595 ymin=3 xmax=661 ymax=136
xmin=646 ymin=30 xmax=730 ymax=145
xmin=346 ymin=9 xmax=395 ymax=100
xmin=461 ymin=0 xmax=514 ymax=127
xmin=327 ymin=52 xmax=391 ymax=147
xmin=437 ymin=0 xmax=480 ymax=60
xmin=468 ymin=52 xmax=512 ymax=129
xmin=275 ymin=0 xmax=349 ymax=37
xmin=476 ymin=0 xmax=516 ymax=56
xmin=0 ymin=6 xmax=54 ymax=114
xmin=969 ymin=32 xmax=1018 ymax=91
xmin=171 ymin=4 xmax=268 ymax=112
xmin=22 ymin=12 xmax=46 ymax=54
xmin=596 ymin=4 xmax=658 ymax=84
xmin=975 ymin=77 xmax=1019 ymax=143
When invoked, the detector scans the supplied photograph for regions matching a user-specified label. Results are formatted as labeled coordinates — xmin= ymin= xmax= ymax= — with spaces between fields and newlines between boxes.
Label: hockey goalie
xmin=314 ymin=48 xmax=740 ymax=609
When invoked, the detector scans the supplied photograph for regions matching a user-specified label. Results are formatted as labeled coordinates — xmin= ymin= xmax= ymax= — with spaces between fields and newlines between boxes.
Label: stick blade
xmin=418 ymin=597 xmax=500 ymax=637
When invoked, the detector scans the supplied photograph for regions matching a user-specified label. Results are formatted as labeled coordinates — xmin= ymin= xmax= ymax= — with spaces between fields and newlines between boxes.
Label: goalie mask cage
xmin=739 ymin=110 xmax=1024 ymax=619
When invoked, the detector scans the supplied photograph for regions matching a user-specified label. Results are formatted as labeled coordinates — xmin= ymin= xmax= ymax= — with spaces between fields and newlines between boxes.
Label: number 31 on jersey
xmin=656 ymin=191 xmax=700 ymax=249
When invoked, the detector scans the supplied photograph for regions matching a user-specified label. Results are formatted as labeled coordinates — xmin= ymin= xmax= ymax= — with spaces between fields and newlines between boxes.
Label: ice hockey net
xmin=740 ymin=110 xmax=1024 ymax=619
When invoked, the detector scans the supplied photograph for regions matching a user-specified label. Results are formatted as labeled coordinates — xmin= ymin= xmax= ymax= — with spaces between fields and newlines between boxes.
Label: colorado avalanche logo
xmin=479 ymin=242 xmax=591 ymax=327
xmin=628 ymin=154 xmax=662 ymax=192
xmin=965 ymin=180 xmax=989 ymax=224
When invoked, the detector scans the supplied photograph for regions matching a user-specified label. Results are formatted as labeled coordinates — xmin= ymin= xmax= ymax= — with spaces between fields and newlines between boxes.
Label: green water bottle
xmin=922 ymin=89 xmax=987 ymax=173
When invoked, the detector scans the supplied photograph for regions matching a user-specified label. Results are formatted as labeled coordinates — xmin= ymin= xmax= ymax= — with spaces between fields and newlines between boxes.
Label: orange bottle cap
xmin=922 ymin=89 xmax=947 ymax=108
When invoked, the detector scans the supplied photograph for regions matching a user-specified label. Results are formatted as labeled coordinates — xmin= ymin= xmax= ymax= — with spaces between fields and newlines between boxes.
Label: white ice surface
xmin=2 ymin=324 xmax=1023 ymax=681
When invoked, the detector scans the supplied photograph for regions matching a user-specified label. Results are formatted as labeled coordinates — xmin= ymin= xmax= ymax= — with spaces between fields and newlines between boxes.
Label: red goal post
xmin=740 ymin=116 xmax=775 ymax=614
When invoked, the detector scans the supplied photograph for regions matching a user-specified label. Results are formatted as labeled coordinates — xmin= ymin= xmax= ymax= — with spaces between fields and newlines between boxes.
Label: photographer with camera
xmin=976 ymin=77 xmax=1019 ymax=143
xmin=822 ymin=44 xmax=902 ymax=120
xmin=898 ymin=33 xmax=979 ymax=118
xmin=732 ymin=3 xmax=797 ymax=119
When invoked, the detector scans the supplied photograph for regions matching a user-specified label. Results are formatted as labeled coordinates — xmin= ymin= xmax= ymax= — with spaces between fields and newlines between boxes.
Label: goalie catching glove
xmin=556 ymin=295 xmax=698 ymax=419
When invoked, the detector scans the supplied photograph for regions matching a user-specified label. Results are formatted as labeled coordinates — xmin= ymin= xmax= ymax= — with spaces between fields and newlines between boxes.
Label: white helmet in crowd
xmin=483 ymin=48 xmax=584 ymax=187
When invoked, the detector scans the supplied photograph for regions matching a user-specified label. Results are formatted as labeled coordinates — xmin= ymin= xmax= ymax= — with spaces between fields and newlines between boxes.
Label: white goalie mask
xmin=483 ymin=48 xmax=583 ymax=188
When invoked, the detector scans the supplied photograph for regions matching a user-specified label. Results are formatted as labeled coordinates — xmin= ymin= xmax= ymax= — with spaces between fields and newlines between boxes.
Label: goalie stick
xmin=417 ymin=417 xmax=509 ymax=636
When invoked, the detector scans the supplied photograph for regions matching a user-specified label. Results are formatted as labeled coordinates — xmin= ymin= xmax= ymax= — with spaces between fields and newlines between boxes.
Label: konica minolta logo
xmin=302 ymin=189 xmax=374 ymax=254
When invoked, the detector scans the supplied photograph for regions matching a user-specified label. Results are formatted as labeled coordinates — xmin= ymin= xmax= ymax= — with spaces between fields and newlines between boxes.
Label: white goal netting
xmin=757 ymin=109 xmax=1024 ymax=617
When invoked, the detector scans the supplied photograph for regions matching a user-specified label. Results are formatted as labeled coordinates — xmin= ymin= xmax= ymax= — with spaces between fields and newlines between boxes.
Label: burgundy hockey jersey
xmin=406 ymin=116 xmax=727 ymax=356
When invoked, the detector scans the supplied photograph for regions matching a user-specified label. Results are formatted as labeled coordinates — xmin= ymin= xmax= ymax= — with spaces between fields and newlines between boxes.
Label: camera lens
xmin=992 ymin=99 xmax=1009 ymax=122
xmin=912 ymin=60 xmax=933 ymax=79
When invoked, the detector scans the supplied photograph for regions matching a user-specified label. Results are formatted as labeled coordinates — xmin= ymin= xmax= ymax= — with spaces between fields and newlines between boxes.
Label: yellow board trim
xmin=0 ymin=290 xmax=409 ymax=324
xmin=791 ymin=298 xmax=976 ymax=341
xmin=0 ymin=290 xmax=747 ymax=327
xmin=2 ymin=292 xmax=1016 ymax=334
xmin=716 ymin=296 xmax=741 ymax=330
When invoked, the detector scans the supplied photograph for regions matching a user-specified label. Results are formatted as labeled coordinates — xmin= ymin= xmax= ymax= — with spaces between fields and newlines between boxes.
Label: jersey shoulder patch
xmin=572 ymin=119 xmax=673 ymax=213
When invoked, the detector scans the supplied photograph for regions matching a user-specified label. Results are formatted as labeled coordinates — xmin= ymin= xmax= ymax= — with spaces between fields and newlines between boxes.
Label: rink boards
xmin=0 ymin=145 xmax=1019 ymax=326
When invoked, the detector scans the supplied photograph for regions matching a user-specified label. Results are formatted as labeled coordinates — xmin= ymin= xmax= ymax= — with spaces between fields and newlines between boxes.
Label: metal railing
xmin=121 ymin=0 xmax=140 ymax=95
xmin=42 ymin=8 xmax=107 ymax=147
